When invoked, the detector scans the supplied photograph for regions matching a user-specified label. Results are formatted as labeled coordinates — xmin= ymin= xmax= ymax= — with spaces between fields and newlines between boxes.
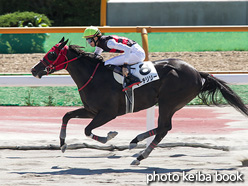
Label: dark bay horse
xmin=31 ymin=38 xmax=248 ymax=165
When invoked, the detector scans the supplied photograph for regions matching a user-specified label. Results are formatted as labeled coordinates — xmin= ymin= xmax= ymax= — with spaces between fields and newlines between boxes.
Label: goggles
xmin=86 ymin=38 xmax=94 ymax=44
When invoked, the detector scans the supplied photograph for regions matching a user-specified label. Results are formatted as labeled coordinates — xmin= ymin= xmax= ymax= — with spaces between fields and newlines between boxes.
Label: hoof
xmin=130 ymin=159 xmax=140 ymax=166
xmin=129 ymin=143 xmax=137 ymax=149
xmin=61 ymin=143 xmax=67 ymax=153
xmin=107 ymin=131 xmax=118 ymax=141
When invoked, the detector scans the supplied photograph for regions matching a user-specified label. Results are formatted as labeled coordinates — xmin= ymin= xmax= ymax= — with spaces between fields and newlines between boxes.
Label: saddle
xmin=113 ymin=61 xmax=160 ymax=113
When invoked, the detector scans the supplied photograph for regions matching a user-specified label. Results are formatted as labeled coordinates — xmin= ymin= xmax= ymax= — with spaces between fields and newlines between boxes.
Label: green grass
xmin=44 ymin=32 xmax=248 ymax=52
xmin=1 ymin=31 xmax=247 ymax=53
xmin=148 ymin=32 xmax=248 ymax=52
xmin=0 ymin=85 xmax=247 ymax=106
xmin=0 ymin=86 xmax=81 ymax=106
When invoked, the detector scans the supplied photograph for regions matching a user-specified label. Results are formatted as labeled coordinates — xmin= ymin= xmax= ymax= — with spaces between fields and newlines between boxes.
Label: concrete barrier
xmin=0 ymin=74 xmax=248 ymax=86
xmin=0 ymin=75 xmax=75 ymax=87
xmin=107 ymin=0 xmax=248 ymax=26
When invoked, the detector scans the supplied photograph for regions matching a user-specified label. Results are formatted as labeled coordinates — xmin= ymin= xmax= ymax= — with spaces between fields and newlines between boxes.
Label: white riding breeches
xmin=104 ymin=44 xmax=145 ymax=66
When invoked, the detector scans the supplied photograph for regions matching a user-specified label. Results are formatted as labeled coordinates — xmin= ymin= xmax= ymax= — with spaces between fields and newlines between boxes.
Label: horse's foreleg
xmin=129 ymin=128 xmax=157 ymax=149
xmin=88 ymin=131 xmax=118 ymax=144
xmin=60 ymin=108 xmax=94 ymax=153
xmin=131 ymin=131 xmax=168 ymax=166
xmin=85 ymin=112 xmax=118 ymax=144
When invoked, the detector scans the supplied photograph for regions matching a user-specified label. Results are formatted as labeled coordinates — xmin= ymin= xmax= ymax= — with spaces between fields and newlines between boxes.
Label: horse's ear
xmin=58 ymin=39 xmax=69 ymax=50
xmin=59 ymin=37 xmax=65 ymax=43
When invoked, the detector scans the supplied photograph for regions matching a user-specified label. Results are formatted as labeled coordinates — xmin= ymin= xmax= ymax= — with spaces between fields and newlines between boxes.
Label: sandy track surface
xmin=1 ymin=51 xmax=248 ymax=73
xmin=0 ymin=106 xmax=248 ymax=186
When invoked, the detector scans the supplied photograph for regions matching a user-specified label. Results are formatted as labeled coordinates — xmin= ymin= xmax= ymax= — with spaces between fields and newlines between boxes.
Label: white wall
xmin=107 ymin=0 xmax=248 ymax=26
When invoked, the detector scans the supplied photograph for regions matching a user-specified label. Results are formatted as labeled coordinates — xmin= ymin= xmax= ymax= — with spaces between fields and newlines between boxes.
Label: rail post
xmin=141 ymin=28 xmax=156 ymax=146
xmin=100 ymin=0 xmax=107 ymax=26
xmin=141 ymin=28 xmax=149 ymax=61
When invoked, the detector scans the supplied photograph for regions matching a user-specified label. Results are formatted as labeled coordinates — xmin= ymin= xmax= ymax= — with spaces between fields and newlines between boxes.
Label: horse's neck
xmin=66 ymin=53 xmax=99 ymax=89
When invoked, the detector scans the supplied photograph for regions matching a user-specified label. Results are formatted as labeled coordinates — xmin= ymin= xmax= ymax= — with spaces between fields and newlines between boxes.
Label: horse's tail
xmin=199 ymin=72 xmax=248 ymax=116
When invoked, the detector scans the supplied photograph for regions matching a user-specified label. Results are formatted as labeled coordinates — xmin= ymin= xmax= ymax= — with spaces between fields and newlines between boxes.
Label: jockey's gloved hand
xmin=93 ymin=53 xmax=104 ymax=61
xmin=93 ymin=53 xmax=99 ymax=58
xmin=122 ymin=63 xmax=129 ymax=77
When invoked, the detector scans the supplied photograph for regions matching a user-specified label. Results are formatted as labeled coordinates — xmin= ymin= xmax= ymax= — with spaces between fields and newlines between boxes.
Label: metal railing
xmin=1 ymin=25 xmax=248 ymax=33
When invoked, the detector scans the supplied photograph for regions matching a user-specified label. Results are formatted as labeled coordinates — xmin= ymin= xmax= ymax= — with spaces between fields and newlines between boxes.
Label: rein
xmin=78 ymin=62 xmax=100 ymax=92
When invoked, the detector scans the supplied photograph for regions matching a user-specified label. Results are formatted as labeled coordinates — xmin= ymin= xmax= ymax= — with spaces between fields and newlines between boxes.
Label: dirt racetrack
xmin=0 ymin=51 xmax=248 ymax=73
xmin=0 ymin=106 xmax=248 ymax=186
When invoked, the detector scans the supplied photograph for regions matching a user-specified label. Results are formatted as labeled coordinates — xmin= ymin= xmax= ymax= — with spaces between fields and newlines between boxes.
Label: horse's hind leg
xmin=131 ymin=131 xmax=168 ymax=165
xmin=129 ymin=110 xmax=172 ymax=149
xmin=129 ymin=128 xmax=157 ymax=149
xmin=131 ymin=108 xmax=173 ymax=165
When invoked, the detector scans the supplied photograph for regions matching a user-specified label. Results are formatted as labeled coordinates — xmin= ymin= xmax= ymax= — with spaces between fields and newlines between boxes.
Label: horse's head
xmin=31 ymin=37 xmax=69 ymax=78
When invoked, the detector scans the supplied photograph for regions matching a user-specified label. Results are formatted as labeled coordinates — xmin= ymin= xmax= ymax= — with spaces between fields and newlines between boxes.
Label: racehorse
xmin=31 ymin=38 xmax=248 ymax=165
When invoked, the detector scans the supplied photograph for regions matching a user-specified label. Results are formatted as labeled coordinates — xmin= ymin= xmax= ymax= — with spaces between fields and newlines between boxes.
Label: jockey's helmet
xmin=83 ymin=26 xmax=102 ymax=38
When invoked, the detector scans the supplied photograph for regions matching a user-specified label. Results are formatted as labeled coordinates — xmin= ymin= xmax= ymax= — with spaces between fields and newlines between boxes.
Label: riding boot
xmin=105 ymin=64 xmax=141 ymax=91
xmin=122 ymin=65 xmax=141 ymax=91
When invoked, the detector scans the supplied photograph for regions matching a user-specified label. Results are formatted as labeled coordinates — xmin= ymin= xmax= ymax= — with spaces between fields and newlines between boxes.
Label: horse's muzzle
xmin=31 ymin=68 xmax=37 ymax=77
xmin=31 ymin=68 xmax=46 ymax=79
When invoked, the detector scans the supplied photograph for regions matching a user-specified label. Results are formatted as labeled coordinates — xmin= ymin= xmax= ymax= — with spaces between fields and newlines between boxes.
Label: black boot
xmin=105 ymin=64 xmax=141 ymax=91
xmin=122 ymin=65 xmax=141 ymax=91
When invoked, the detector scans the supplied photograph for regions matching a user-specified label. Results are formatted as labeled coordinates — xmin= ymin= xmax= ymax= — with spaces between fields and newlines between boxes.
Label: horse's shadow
xmin=12 ymin=166 xmax=238 ymax=176
xmin=13 ymin=166 xmax=193 ymax=176
xmin=10 ymin=153 xmax=237 ymax=176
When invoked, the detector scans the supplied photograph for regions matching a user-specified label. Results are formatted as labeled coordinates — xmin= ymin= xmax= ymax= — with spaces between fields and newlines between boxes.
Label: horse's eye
xmin=47 ymin=52 xmax=57 ymax=61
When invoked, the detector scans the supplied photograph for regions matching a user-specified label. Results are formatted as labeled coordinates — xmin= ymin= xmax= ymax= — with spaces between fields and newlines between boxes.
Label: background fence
xmin=1 ymin=25 xmax=248 ymax=61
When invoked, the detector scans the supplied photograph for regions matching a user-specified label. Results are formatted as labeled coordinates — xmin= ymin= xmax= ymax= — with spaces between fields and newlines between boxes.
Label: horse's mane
xmin=69 ymin=45 xmax=104 ymax=63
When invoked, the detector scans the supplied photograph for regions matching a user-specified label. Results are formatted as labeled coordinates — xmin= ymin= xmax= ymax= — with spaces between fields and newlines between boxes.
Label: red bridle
xmin=41 ymin=44 xmax=79 ymax=73
xmin=41 ymin=43 xmax=100 ymax=91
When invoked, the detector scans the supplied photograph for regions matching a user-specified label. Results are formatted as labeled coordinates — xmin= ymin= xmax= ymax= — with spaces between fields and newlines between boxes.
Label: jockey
xmin=83 ymin=26 xmax=145 ymax=91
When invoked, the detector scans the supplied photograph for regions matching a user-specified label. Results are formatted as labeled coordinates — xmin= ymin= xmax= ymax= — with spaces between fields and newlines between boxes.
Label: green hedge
xmin=0 ymin=11 xmax=52 ymax=53
xmin=0 ymin=11 xmax=52 ymax=27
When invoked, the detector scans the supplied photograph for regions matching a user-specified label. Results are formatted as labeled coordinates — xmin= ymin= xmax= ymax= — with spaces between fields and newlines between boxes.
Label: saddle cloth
xmin=113 ymin=61 xmax=159 ymax=89
xmin=113 ymin=61 xmax=160 ymax=113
